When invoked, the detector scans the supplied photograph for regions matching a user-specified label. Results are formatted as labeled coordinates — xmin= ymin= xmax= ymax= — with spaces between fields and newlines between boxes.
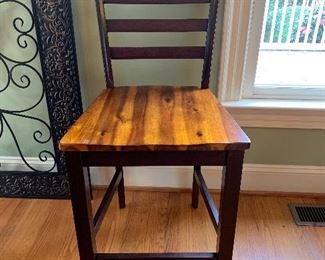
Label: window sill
xmin=222 ymin=99 xmax=325 ymax=130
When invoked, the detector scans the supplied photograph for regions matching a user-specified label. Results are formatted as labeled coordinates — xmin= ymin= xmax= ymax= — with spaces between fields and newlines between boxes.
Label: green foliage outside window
xmin=263 ymin=0 xmax=325 ymax=43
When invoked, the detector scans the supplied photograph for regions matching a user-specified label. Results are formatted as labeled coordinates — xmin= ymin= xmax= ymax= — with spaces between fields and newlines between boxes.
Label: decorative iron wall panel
xmin=0 ymin=0 xmax=82 ymax=198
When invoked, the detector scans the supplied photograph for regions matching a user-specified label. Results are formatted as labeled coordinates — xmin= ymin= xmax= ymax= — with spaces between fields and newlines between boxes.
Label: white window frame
xmin=243 ymin=0 xmax=325 ymax=100
xmin=218 ymin=0 xmax=325 ymax=130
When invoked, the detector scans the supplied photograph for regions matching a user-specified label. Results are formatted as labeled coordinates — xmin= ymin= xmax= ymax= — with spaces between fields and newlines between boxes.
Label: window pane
xmin=255 ymin=50 xmax=325 ymax=88
xmin=254 ymin=0 xmax=325 ymax=90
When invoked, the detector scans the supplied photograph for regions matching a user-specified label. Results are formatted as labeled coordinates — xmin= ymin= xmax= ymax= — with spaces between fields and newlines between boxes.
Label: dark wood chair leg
xmin=217 ymin=151 xmax=245 ymax=260
xmin=66 ymin=152 xmax=97 ymax=260
xmin=86 ymin=166 xmax=94 ymax=200
xmin=191 ymin=166 xmax=200 ymax=208
xmin=117 ymin=167 xmax=126 ymax=209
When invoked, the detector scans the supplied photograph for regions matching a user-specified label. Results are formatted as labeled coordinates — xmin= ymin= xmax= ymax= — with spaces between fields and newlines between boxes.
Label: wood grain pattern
xmin=1 ymin=191 xmax=325 ymax=260
xmin=59 ymin=86 xmax=250 ymax=152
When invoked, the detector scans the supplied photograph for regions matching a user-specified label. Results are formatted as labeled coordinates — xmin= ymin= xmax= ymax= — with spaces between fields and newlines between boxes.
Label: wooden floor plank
xmin=0 ymin=191 xmax=324 ymax=260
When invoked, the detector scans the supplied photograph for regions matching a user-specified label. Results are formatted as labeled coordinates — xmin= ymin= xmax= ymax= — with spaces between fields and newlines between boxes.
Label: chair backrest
xmin=95 ymin=0 xmax=219 ymax=89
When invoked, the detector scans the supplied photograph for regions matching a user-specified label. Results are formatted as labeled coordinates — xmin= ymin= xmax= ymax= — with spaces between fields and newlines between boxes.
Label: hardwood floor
xmin=0 ymin=190 xmax=324 ymax=260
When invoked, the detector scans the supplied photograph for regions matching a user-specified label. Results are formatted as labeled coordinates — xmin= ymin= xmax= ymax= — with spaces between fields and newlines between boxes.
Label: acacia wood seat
xmin=60 ymin=86 xmax=249 ymax=152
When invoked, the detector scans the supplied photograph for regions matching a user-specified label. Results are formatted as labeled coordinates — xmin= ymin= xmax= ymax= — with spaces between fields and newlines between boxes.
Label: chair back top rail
xmin=104 ymin=0 xmax=210 ymax=4
xmin=110 ymin=47 xmax=205 ymax=59
xmin=95 ymin=0 xmax=218 ymax=89
xmin=107 ymin=19 xmax=208 ymax=32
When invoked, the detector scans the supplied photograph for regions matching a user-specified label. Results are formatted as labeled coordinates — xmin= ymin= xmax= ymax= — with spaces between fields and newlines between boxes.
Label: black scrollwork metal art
xmin=0 ymin=0 xmax=56 ymax=173
xmin=0 ymin=0 xmax=83 ymax=198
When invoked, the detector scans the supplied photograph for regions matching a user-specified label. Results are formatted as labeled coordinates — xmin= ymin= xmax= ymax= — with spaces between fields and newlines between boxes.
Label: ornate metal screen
xmin=0 ymin=0 xmax=82 ymax=198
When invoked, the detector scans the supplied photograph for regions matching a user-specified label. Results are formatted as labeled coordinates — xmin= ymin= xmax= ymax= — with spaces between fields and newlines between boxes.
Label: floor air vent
xmin=289 ymin=204 xmax=325 ymax=227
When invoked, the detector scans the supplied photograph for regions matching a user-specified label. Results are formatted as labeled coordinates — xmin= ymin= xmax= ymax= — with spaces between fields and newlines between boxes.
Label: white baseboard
xmin=89 ymin=164 xmax=325 ymax=194
xmin=1 ymin=156 xmax=324 ymax=193
xmin=0 ymin=156 xmax=56 ymax=172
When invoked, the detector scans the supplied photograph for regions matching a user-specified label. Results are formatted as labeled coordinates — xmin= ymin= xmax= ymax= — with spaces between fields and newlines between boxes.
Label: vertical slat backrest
xmin=95 ymin=0 xmax=219 ymax=89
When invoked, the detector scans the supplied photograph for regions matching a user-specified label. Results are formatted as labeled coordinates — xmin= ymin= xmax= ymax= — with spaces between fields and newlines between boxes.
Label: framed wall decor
xmin=0 ymin=0 xmax=82 ymax=198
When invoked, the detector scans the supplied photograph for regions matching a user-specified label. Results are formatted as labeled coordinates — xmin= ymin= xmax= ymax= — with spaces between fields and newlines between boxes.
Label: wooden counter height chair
xmin=59 ymin=0 xmax=250 ymax=259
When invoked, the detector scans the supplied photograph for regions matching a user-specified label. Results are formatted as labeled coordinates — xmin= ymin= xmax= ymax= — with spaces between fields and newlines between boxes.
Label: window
xmin=218 ymin=0 xmax=325 ymax=129
xmin=243 ymin=0 xmax=325 ymax=100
